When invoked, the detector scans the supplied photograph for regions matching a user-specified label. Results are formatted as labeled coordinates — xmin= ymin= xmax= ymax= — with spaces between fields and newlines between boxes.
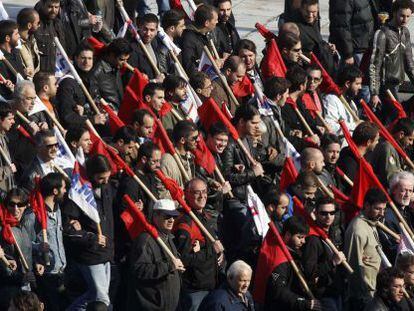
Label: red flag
xmin=118 ymin=86 xmax=143 ymax=125
xmin=255 ymin=22 xmax=278 ymax=42
xmin=301 ymin=93 xmax=319 ymax=119
xmin=293 ymin=196 xmax=328 ymax=239
xmin=87 ymin=36 xmax=106 ymax=56
xmin=88 ymin=130 xmax=118 ymax=174
xmin=252 ymin=222 xmax=290 ymax=304
xmin=192 ymin=135 xmax=216 ymax=175
xmin=30 ymin=176 xmax=47 ymax=230
xmin=153 ymin=119 xmax=176 ymax=154
xmin=279 ymin=157 xmax=298 ymax=192
xmin=169 ymin=0 xmax=183 ymax=10
xmin=338 ymin=119 xmax=360 ymax=158
xmin=231 ymin=75 xmax=255 ymax=99
xmin=126 ymin=68 xmax=149 ymax=100
xmin=360 ymin=99 xmax=410 ymax=161
xmin=17 ymin=125 xmax=35 ymax=145
xmin=260 ymin=39 xmax=287 ymax=80
xmin=310 ymin=52 xmax=341 ymax=96
xmin=122 ymin=194 xmax=159 ymax=240
xmin=198 ymin=97 xmax=239 ymax=140
xmin=0 ymin=205 xmax=17 ymax=244
xmin=101 ymin=103 xmax=125 ymax=135
xmin=155 ymin=169 xmax=191 ymax=213
xmin=330 ymin=185 xmax=351 ymax=205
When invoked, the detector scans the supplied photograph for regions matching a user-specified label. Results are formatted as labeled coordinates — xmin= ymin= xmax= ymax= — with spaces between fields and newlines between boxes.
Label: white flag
xmin=28 ymin=96 xmax=47 ymax=116
xmin=158 ymin=26 xmax=181 ymax=55
xmin=180 ymin=85 xmax=199 ymax=122
xmin=69 ymin=162 xmax=100 ymax=223
xmin=198 ymin=50 xmax=218 ymax=80
xmin=55 ymin=48 xmax=70 ymax=78
xmin=116 ymin=21 xmax=129 ymax=38
xmin=54 ymin=126 xmax=76 ymax=169
xmin=397 ymin=226 xmax=414 ymax=256
xmin=0 ymin=1 xmax=8 ymax=21
xmin=247 ymin=185 xmax=270 ymax=238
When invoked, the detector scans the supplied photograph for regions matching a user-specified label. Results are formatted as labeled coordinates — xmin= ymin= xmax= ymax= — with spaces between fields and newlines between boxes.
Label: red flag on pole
xmin=101 ymin=103 xmax=126 ymax=135
xmin=252 ymin=222 xmax=290 ymax=304
xmin=126 ymin=68 xmax=149 ymax=99
xmin=255 ymin=22 xmax=277 ymax=42
xmin=87 ymin=36 xmax=106 ymax=56
xmin=191 ymin=135 xmax=216 ymax=175
xmin=360 ymin=99 xmax=409 ymax=161
xmin=260 ymin=39 xmax=287 ymax=80
xmin=231 ymin=75 xmax=255 ymax=99
xmin=338 ymin=119 xmax=360 ymax=158
xmin=121 ymin=194 xmax=159 ymax=240
xmin=310 ymin=52 xmax=341 ymax=96
xmin=152 ymin=118 xmax=176 ymax=154
xmin=279 ymin=157 xmax=298 ymax=192
xmin=198 ymin=97 xmax=239 ymax=140
xmin=293 ymin=196 xmax=328 ymax=239
xmin=118 ymin=86 xmax=142 ymax=125
xmin=88 ymin=130 xmax=118 ymax=174
xmin=30 ymin=176 xmax=47 ymax=230
xmin=0 ymin=205 xmax=17 ymax=244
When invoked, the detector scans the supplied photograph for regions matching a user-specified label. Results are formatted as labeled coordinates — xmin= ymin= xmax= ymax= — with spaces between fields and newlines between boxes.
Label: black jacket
xmin=89 ymin=58 xmax=123 ymax=109
xmin=62 ymin=183 xmax=115 ymax=265
xmin=265 ymin=249 xmax=307 ymax=311
xmin=329 ymin=0 xmax=375 ymax=58
xmin=174 ymin=211 xmax=218 ymax=291
xmin=216 ymin=21 xmax=240 ymax=55
xmin=127 ymin=38 xmax=160 ymax=80
xmin=127 ymin=231 xmax=181 ymax=311
xmin=34 ymin=7 xmax=67 ymax=72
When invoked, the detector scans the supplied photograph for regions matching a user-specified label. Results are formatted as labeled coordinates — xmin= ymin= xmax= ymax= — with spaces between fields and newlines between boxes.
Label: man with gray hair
xmin=383 ymin=171 xmax=414 ymax=262
xmin=199 ymin=260 xmax=255 ymax=310
xmin=13 ymin=80 xmax=48 ymax=135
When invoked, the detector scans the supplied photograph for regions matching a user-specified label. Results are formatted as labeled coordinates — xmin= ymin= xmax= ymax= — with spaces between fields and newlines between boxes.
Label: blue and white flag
xmin=54 ymin=126 xmax=76 ymax=169
xmin=55 ymin=48 xmax=70 ymax=78
xmin=69 ymin=162 xmax=100 ymax=223
xmin=198 ymin=50 xmax=218 ymax=80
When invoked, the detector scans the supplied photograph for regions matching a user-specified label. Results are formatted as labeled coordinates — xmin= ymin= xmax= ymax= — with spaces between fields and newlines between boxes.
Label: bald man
xmin=300 ymin=147 xmax=335 ymax=187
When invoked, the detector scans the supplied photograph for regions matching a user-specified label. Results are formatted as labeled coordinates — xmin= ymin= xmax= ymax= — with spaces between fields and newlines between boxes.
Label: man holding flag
xmin=63 ymin=155 xmax=114 ymax=310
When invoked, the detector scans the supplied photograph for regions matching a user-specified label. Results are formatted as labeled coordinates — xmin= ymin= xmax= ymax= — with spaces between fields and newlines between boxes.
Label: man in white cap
xmin=126 ymin=199 xmax=185 ymax=311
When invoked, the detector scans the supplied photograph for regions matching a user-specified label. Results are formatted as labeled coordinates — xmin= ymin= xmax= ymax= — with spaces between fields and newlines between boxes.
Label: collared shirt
xmin=38 ymin=157 xmax=55 ymax=176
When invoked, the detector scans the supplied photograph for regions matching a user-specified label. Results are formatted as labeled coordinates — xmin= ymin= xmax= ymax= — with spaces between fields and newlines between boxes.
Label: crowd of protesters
xmin=1 ymin=0 xmax=414 ymax=310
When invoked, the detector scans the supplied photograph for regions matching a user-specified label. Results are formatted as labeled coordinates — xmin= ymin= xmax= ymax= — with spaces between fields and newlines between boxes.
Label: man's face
xmin=75 ymin=50 xmax=94 ymax=72
xmin=7 ymin=196 xmax=27 ymax=222
xmin=302 ymin=185 xmax=317 ymax=199
xmin=147 ymin=89 xmax=165 ymax=112
xmin=400 ymin=131 xmax=414 ymax=149
xmin=276 ymin=89 xmax=289 ymax=107
xmin=115 ymin=53 xmax=130 ymax=69
xmin=287 ymin=42 xmax=302 ymax=63
xmin=10 ymin=28 xmax=20 ymax=48
xmin=389 ymin=277 xmax=405 ymax=303
xmin=392 ymin=180 xmax=414 ymax=206
xmin=238 ymin=48 xmax=256 ymax=71
xmin=307 ymin=69 xmax=322 ymax=92
xmin=316 ymin=203 xmax=336 ymax=228
xmin=0 ymin=113 xmax=15 ymax=132
xmin=47 ymin=2 xmax=60 ymax=20
xmin=229 ymin=271 xmax=252 ymax=296
xmin=173 ymin=19 xmax=186 ymax=38
xmin=310 ymin=150 xmax=325 ymax=174
xmin=290 ymin=233 xmax=307 ymax=250
xmin=140 ymin=22 xmax=158 ymax=44
xmin=405 ymin=265 xmax=414 ymax=286
xmin=184 ymin=131 xmax=199 ymax=151
xmin=218 ymin=1 xmax=232 ymax=23
xmin=92 ymin=171 xmax=111 ymax=185
xmin=173 ymin=85 xmax=187 ymax=102
xmin=367 ymin=133 xmax=380 ymax=152
xmin=120 ymin=141 xmax=136 ymax=157
xmin=56 ymin=180 xmax=67 ymax=201
xmin=154 ymin=212 xmax=176 ymax=232
xmin=29 ymin=13 xmax=41 ymax=33
xmin=198 ymin=78 xmax=213 ymax=98
xmin=347 ymin=77 xmax=362 ymax=96
xmin=79 ymin=131 xmax=92 ymax=154
xmin=272 ymin=194 xmax=289 ymax=220
xmin=324 ymin=143 xmax=340 ymax=165
xmin=185 ymin=180 xmax=208 ymax=211
xmin=396 ymin=8 xmax=412 ymax=27
xmin=39 ymin=135 xmax=58 ymax=161
xmin=46 ymin=75 xmax=58 ymax=98
xmin=145 ymin=149 xmax=161 ymax=171
xmin=205 ymin=11 xmax=218 ymax=32
xmin=245 ymin=115 xmax=261 ymax=136
xmin=227 ymin=64 xmax=246 ymax=86
xmin=207 ymin=133 xmax=228 ymax=154
xmin=365 ymin=202 xmax=386 ymax=221
xmin=138 ymin=115 xmax=154 ymax=138
xmin=301 ymin=4 xmax=318 ymax=24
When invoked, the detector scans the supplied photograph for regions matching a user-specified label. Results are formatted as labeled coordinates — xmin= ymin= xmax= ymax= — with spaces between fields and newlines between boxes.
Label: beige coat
xmin=344 ymin=214 xmax=381 ymax=303
xmin=19 ymin=35 xmax=40 ymax=77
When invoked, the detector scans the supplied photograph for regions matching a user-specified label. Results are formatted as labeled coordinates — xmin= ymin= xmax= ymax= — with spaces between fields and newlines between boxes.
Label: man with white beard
xmin=383 ymin=171 xmax=414 ymax=262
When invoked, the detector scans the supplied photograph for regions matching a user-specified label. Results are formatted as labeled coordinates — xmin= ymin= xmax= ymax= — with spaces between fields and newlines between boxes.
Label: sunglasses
xmin=8 ymin=201 xmax=27 ymax=208
xmin=319 ymin=211 xmax=336 ymax=216
xmin=162 ymin=214 xmax=178 ymax=220
xmin=45 ymin=143 xmax=59 ymax=149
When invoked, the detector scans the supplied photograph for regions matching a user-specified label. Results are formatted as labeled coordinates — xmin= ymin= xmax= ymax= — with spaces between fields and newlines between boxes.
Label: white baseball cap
xmin=153 ymin=199 xmax=180 ymax=217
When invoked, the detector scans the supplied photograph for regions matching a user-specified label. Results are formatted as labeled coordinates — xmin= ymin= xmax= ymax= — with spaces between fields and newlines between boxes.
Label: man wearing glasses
xmin=302 ymin=197 xmax=346 ymax=311
xmin=20 ymin=129 xmax=59 ymax=192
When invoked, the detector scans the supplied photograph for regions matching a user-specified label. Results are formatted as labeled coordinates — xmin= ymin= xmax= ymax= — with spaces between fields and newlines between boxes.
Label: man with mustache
xmin=344 ymin=188 xmax=388 ymax=310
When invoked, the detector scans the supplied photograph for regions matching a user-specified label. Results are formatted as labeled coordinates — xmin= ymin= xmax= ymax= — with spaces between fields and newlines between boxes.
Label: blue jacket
xmin=199 ymin=283 xmax=255 ymax=311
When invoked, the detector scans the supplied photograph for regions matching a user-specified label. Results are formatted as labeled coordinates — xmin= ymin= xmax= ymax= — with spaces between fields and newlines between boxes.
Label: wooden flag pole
xmin=376 ymin=222 xmax=400 ymax=241
xmin=11 ymin=231 xmax=29 ymax=271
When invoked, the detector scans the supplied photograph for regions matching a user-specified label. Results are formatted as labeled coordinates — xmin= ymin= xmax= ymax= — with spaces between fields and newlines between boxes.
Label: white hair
xmin=389 ymin=171 xmax=414 ymax=191
xmin=13 ymin=80 xmax=35 ymax=102
xmin=227 ymin=260 xmax=252 ymax=280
